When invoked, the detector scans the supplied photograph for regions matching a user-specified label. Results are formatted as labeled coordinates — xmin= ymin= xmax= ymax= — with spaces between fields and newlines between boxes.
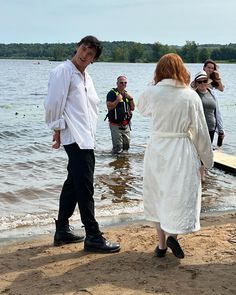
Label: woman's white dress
xmin=137 ymin=79 xmax=213 ymax=234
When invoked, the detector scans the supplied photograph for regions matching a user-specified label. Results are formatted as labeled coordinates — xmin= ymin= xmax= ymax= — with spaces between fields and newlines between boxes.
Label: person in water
xmin=106 ymin=75 xmax=135 ymax=154
xmin=191 ymin=70 xmax=225 ymax=181
xmin=203 ymin=59 xmax=224 ymax=92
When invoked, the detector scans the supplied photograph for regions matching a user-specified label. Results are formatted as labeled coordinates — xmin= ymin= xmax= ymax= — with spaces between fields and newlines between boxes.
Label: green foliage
xmin=0 ymin=41 xmax=235 ymax=63
xmin=128 ymin=43 xmax=144 ymax=63
xmin=111 ymin=46 xmax=129 ymax=62
xmin=152 ymin=42 xmax=176 ymax=62
xmin=181 ymin=41 xmax=198 ymax=63
xmin=198 ymin=48 xmax=210 ymax=63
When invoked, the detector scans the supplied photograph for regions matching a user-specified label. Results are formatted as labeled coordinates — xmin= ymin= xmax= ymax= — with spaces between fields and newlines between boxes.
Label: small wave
xmin=0 ymin=201 xmax=144 ymax=233
xmin=0 ymin=191 xmax=20 ymax=204
xmin=0 ymin=128 xmax=43 ymax=143
xmin=0 ymin=127 xmax=34 ymax=139
xmin=30 ymin=93 xmax=46 ymax=96
xmin=0 ymin=188 xmax=42 ymax=204
xmin=0 ymin=212 xmax=57 ymax=231
xmin=0 ymin=130 xmax=20 ymax=139
xmin=0 ymin=104 xmax=11 ymax=109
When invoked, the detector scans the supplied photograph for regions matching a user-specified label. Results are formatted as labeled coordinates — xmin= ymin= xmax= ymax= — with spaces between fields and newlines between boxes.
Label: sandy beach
xmin=0 ymin=212 xmax=235 ymax=295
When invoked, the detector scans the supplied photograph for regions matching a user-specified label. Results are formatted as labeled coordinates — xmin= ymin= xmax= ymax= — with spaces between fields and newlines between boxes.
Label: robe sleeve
xmin=137 ymin=87 xmax=153 ymax=117
xmin=189 ymin=95 xmax=214 ymax=169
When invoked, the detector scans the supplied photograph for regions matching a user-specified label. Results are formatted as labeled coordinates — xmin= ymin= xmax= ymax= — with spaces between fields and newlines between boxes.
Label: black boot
xmin=54 ymin=219 xmax=84 ymax=246
xmin=84 ymin=232 xmax=120 ymax=253
xmin=166 ymin=236 xmax=184 ymax=259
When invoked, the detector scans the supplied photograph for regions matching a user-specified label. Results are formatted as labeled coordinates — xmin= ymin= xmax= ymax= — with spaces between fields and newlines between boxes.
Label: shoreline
xmin=1 ymin=209 xmax=235 ymax=246
xmin=0 ymin=212 xmax=145 ymax=246
xmin=0 ymin=211 xmax=235 ymax=295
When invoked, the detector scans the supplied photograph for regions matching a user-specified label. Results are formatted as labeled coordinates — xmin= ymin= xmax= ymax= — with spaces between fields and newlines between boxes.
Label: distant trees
xmin=212 ymin=45 xmax=236 ymax=62
xmin=0 ymin=41 xmax=236 ymax=63
xmin=0 ymin=43 xmax=74 ymax=61
xmin=112 ymin=47 xmax=129 ymax=62
xmin=181 ymin=41 xmax=199 ymax=63
xmin=198 ymin=47 xmax=211 ymax=63
xmin=128 ymin=43 xmax=143 ymax=62
xmin=152 ymin=42 xmax=176 ymax=61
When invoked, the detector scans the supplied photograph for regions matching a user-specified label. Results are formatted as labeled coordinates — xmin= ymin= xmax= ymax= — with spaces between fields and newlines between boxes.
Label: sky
xmin=0 ymin=0 xmax=235 ymax=45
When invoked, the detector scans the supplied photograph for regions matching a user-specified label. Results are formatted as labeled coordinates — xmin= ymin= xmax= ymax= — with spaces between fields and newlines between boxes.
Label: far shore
xmin=1 ymin=57 xmax=236 ymax=64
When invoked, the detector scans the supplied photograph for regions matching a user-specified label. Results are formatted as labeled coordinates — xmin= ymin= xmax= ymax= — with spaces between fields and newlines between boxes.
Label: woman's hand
xmin=213 ymin=70 xmax=221 ymax=80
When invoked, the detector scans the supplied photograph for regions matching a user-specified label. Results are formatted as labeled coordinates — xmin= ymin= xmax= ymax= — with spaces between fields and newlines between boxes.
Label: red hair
xmin=154 ymin=53 xmax=190 ymax=86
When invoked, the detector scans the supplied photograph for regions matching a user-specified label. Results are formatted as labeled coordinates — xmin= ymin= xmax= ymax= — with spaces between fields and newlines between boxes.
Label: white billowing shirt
xmin=44 ymin=60 xmax=100 ymax=149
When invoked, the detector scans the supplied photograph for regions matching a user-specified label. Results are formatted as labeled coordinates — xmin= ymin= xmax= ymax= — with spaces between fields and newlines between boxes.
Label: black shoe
xmin=166 ymin=236 xmax=184 ymax=259
xmin=54 ymin=219 xmax=84 ymax=246
xmin=84 ymin=234 xmax=120 ymax=253
xmin=155 ymin=246 xmax=167 ymax=258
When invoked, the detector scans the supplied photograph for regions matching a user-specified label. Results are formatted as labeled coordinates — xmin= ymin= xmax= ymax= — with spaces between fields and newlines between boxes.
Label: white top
xmin=44 ymin=60 xmax=100 ymax=149
xmin=137 ymin=79 xmax=214 ymax=234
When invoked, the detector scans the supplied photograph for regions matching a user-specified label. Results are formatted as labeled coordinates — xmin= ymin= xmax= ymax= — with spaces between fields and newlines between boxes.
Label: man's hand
xmin=116 ymin=93 xmax=123 ymax=102
xmin=52 ymin=130 xmax=61 ymax=149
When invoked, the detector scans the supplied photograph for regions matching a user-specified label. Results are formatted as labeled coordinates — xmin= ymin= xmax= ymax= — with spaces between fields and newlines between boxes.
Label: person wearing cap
xmin=44 ymin=35 xmax=120 ymax=253
xmin=203 ymin=59 xmax=224 ymax=92
xmin=191 ymin=70 xmax=225 ymax=181
xmin=191 ymin=70 xmax=224 ymax=143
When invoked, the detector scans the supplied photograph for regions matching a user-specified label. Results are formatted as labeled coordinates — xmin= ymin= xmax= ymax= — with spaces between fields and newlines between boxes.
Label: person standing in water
xmin=106 ymin=75 xmax=135 ymax=154
xmin=203 ymin=59 xmax=224 ymax=92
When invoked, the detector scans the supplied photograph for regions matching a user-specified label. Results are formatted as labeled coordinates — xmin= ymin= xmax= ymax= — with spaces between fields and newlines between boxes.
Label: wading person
xmin=106 ymin=75 xmax=135 ymax=154
xmin=203 ymin=59 xmax=224 ymax=92
xmin=191 ymin=70 xmax=224 ymax=144
xmin=191 ymin=70 xmax=225 ymax=181
xmin=44 ymin=35 xmax=120 ymax=253
xmin=137 ymin=53 xmax=213 ymax=259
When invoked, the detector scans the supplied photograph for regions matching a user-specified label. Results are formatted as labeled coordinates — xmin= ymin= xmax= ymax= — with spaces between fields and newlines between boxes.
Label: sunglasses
xmin=119 ymin=81 xmax=127 ymax=84
xmin=196 ymin=80 xmax=208 ymax=84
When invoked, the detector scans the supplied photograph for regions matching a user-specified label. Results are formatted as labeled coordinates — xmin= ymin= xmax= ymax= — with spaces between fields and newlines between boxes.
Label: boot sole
xmin=166 ymin=237 xmax=184 ymax=259
xmin=84 ymin=245 xmax=121 ymax=253
xmin=54 ymin=238 xmax=84 ymax=246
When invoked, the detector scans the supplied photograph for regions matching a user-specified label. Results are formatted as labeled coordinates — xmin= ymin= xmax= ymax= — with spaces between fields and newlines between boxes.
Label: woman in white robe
xmin=137 ymin=53 xmax=213 ymax=259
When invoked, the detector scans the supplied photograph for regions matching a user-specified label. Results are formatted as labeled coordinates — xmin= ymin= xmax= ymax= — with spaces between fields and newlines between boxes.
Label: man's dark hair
xmin=77 ymin=35 xmax=103 ymax=60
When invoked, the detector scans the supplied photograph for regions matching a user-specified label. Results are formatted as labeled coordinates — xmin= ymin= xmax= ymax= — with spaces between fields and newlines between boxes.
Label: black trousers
xmin=58 ymin=143 xmax=99 ymax=235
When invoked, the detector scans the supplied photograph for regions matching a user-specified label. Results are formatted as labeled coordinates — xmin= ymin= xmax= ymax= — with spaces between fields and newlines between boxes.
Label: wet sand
xmin=0 ymin=212 xmax=235 ymax=295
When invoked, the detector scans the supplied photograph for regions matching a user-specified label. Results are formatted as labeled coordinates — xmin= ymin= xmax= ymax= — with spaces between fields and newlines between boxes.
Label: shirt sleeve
xmin=106 ymin=90 xmax=116 ymax=102
xmin=189 ymin=94 xmax=214 ymax=169
xmin=44 ymin=64 xmax=71 ymax=130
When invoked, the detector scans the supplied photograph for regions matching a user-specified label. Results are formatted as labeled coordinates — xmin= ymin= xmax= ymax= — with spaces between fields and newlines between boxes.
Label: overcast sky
xmin=0 ymin=0 xmax=235 ymax=45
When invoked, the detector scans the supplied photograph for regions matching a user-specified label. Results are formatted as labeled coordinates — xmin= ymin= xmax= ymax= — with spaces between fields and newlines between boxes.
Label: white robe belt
xmin=152 ymin=132 xmax=189 ymax=138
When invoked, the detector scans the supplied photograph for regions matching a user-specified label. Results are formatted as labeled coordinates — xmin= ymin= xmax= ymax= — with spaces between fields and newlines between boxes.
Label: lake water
xmin=0 ymin=59 xmax=235 ymax=241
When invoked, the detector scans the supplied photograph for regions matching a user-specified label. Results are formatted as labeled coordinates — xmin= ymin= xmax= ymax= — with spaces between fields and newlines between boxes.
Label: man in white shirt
xmin=44 ymin=36 xmax=120 ymax=253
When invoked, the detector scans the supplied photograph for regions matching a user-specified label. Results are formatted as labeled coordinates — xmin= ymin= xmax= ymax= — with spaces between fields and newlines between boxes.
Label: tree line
xmin=0 ymin=41 xmax=235 ymax=63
